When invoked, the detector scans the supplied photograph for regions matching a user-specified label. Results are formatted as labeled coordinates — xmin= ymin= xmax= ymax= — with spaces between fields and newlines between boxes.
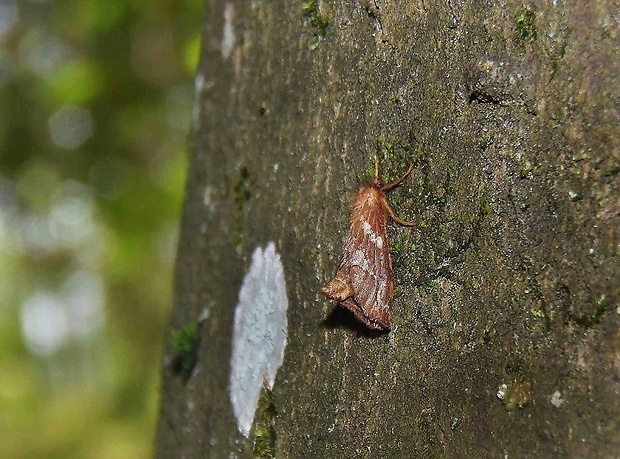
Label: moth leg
xmin=386 ymin=202 xmax=416 ymax=226
xmin=381 ymin=161 xmax=415 ymax=191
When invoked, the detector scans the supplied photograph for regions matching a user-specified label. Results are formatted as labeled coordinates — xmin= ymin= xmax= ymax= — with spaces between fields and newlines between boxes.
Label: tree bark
xmin=156 ymin=1 xmax=619 ymax=457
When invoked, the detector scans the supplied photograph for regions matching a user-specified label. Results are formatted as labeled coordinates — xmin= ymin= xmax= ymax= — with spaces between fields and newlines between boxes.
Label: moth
xmin=321 ymin=158 xmax=416 ymax=330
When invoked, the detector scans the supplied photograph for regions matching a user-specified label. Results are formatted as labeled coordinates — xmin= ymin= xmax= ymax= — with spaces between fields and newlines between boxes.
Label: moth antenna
xmin=373 ymin=155 xmax=380 ymax=182
xmin=386 ymin=203 xmax=416 ymax=226
xmin=381 ymin=161 xmax=415 ymax=191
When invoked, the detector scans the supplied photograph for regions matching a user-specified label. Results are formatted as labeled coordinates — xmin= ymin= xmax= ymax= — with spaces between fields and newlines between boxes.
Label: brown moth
xmin=321 ymin=158 xmax=416 ymax=330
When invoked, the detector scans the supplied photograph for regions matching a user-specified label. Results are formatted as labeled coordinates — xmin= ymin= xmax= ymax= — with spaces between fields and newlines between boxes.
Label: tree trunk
xmin=156 ymin=1 xmax=619 ymax=457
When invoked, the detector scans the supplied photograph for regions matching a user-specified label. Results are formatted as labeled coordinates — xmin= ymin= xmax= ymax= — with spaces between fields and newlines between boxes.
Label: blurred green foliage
xmin=0 ymin=0 xmax=203 ymax=457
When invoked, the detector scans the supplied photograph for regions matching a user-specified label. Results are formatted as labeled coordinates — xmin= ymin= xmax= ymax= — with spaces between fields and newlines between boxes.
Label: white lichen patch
xmin=497 ymin=383 xmax=509 ymax=400
xmin=229 ymin=242 xmax=288 ymax=437
xmin=550 ymin=390 xmax=564 ymax=408
xmin=221 ymin=3 xmax=235 ymax=60
xmin=192 ymin=74 xmax=214 ymax=126
xmin=202 ymin=185 xmax=213 ymax=209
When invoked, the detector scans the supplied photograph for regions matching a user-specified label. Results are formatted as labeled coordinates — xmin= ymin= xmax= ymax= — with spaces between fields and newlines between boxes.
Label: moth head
xmin=320 ymin=277 xmax=353 ymax=302
xmin=371 ymin=176 xmax=384 ymax=189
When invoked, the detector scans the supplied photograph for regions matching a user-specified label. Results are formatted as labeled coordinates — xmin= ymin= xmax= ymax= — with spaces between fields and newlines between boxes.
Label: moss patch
xmin=497 ymin=381 xmax=532 ymax=411
xmin=170 ymin=322 xmax=200 ymax=379
xmin=527 ymin=280 xmax=551 ymax=332
xmin=252 ymin=388 xmax=277 ymax=458
xmin=549 ymin=36 xmax=568 ymax=80
xmin=303 ymin=0 xmax=330 ymax=49
xmin=515 ymin=9 xmax=537 ymax=44
xmin=575 ymin=294 xmax=609 ymax=328
xmin=376 ymin=134 xmax=414 ymax=182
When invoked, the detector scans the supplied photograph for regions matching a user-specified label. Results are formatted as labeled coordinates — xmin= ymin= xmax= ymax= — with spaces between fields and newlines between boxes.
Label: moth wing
xmin=333 ymin=204 xmax=394 ymax=329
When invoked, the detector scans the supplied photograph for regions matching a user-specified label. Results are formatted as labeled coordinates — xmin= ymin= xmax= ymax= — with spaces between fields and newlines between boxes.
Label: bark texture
xmin=156 ymin=1 xmax=620 ymax=457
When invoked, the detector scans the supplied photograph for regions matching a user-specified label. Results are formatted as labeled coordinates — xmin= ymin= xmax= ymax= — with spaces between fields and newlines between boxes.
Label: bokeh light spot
xmin=20 ymin=292 xmax=69 ymax=356
xmin=48 ymin=105 xmax=94 ymax=149
xmin=0 ymin=0 xmax=18 ymax=38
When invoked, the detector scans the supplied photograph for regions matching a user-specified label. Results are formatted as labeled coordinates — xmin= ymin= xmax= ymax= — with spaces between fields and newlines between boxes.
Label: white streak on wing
xmin=351 ymin=249 xmax=370 ymax=272
xmin=362 ymin=220 xmax=384 ymax=249
xmin=375 ymin=279 xmax=387 ymax=307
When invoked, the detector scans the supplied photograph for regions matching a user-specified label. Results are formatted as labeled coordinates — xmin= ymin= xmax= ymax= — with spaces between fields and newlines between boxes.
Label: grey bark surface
xmin=156 ymin=1 xmax=620 ymax=457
